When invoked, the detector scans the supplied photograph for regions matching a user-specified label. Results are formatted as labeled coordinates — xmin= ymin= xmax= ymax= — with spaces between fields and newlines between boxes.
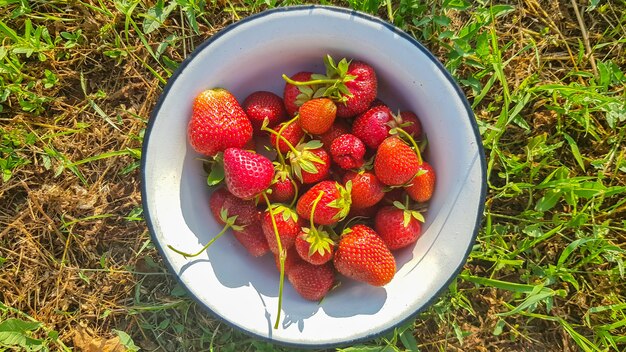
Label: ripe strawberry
xmin=233 ymin=223 xmax=270 ymax=257
xmin=373 ymin=137 xmax=419 ymax=186
xmin=261 ymin=205 xmax=303 ymax=254
xmin=352 ymin=105 xmax=394 ymax=149
xmin=399 ymin=111 xmax=423 ymax=138
xmin=334 ymin=60 xmax=377 ymax=118
xmin=330 ymin=134 xmax=366 ymax=170
xmin=267 ymin=173 xmax=297 ymax=204
xmin=291 ymin=144 xmax=331 ymax=184
xmin=405 ymin=162 xmax=436 ymax=203
xmin=316 ymin=120 xmax=351 ymax=152
xmin=223 ymin=148 xmax=274 ymax=200
xmin=282 ymin=56 xmax=377 ymax=118
xmin=188 ymin=88 xmax=253 ymax=156
xmin=283 ymin=71 xmax=316 ymax=117
xmin=288 ymin=261 xmax=335 ymax=301
xmin=295 ymin=230 xmax=334 ymax=265
xmin=374 ymin=203 xmax=424 ymax=250
xmin=298 ymin=98 xmax=337 ymax=134
xmin=209 ymin=187 xmax=260 ymax=227
xmin=242 ymin=91 xmax=287 ymax=132
xmin=269 ymin=120 xmax=305 ymax=155
xmin=333 ymin=224 xmax=396 ymax=286
xmin=343 ymin=170 xmax=384 ymax=209
xmin=296 ymin=180 xmax=351 ymax=225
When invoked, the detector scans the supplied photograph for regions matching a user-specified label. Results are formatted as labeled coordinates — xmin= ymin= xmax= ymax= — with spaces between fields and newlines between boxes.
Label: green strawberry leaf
xmin=393 ymin=201 xmax=406 ymax=210
xmin=299 ymin=159 xmax=319 ymax=174
xmin=403 ymin=211 xmax=411 ymax=228
xmin=207 ymin=153 xmax=225 ymax=186
xmin=411 ymin=210 xmax=425 ymax=223
xmin=300 ymin=140 xmax=324 ymax=150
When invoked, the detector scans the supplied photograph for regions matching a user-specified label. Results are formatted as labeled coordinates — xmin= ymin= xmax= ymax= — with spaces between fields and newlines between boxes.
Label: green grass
xmin=1 ymin=0 xmax=625 ymax=351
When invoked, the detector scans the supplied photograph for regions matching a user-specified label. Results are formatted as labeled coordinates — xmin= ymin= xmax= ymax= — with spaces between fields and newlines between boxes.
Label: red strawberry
xmin=261 ymin=205 xmax=304 ymax=254
xmin=298 ymin=98 xmax=337 ymax=134
xmin=209 ymin=188 xmax=260 ymax=227
xmin=296 ymin=180 xmax=351 ymax=225
xmin=267 ymin=173 xmax=297 ymax=204
xmin=270 ymin=120 xmax=305 ymax=155
xmin=330 ymin=134 xmax=366 ymax=170
xmin=188 ymin=88 xmax=253 ymax=156
xmin=334 ymin=60 xmax=377 ymax=118
xmin=283 ymin=71 xmax=316 ymax=117
xmin=399 ymin=111 xmax=423 ymax=138
xmin=242 ymin=91 xmax=287 ymax=132
xmin=288 ymin=261 xmax=335 ymax=301
xmin=333 ymin=224 xmax=396 ymax=286
xmin=233 ymin=223 xmax=270 ymax=257
xmin=290 ymin=144 xmax=331 ymax=184
xmin=343 ymin=170 xmax=384 ymax=209
xmin=223 ymin=148 xmax=274 ymax=199
xmin=316 ymin=120 xmax=351 ymax=152
xmin=374 ymin=137 xmax=419 ymax=186
xmin=374 ymin=203 xmax=424 ymax=250
xmin=405 ymin=162 xmax=436 ymax=203
xmin=352 ymin=105 xmax=395 ymax=149
xmin=295 ymin=230 xmax=334 ymax=265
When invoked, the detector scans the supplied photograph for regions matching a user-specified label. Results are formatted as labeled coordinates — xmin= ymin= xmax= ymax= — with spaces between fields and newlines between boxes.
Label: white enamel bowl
xmin=141 ymin=5 xmax=486 ymax=348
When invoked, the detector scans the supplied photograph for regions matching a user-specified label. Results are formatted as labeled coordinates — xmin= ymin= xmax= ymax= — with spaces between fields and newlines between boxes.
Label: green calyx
xmin=288 ymin=140 xmax=324 ymax=182
xmin=392 ymin=200 xmax=425 ymax=227
xmin=302 ymin=227 xmax=334 ymax=257
xmin=270 ymin=203 xmax=298 ymax=223
xmin=327 ymin=181 xmax=352 ymax=222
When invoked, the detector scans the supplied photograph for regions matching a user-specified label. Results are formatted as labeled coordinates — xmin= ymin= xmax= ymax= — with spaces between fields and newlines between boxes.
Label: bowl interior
xmin=142 ymin=6 xmax=485 ymax=347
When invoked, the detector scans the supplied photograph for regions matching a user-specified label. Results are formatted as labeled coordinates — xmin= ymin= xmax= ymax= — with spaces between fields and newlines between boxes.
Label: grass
xmin=1 ymin=0 xmax=625 ymax=351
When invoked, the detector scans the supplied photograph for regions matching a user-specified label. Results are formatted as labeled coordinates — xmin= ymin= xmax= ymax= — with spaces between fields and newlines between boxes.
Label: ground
xmin=0 ymin=0 xmax=625 ymax=351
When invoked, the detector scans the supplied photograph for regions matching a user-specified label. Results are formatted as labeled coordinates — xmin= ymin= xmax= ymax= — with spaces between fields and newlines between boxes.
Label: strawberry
xmin=333 ymin=224 xmax=396 ymax=286
xmin=283 ymin=71 xmax=317 ymax=117
xmin=223 ymin=148 xmax=274 ymax=200
xmin=269 ymin=119 xmax=305 ymax=155
xmin=209 ymin=188 xmax=260 ymax=227
xmin=374 ymin=202 xmax=424 ymax=250
xmin=288 ymin=261 xmax=335 ymax=301
xmin=290 ymin=143 xmax=331 ymax=184
xmin=399 ymin=111 xmax=422 ymax=138
xmin=298 ymin=98 xmax=337 ymax=134
xmin=242 ymin=91 xmax=287 ymax=132
xmin=351 ymin=105 xmax=395 ymax=149
xmin=343 ymin=170 xmax=384 ymax=209
xmin=405 ymin=162 xmax=436 ymax=203
xmin=282 ymin=56 xmax=377 ymax=118
xmin=373 ymin=137 xmax=419 ymax=186
xmin=334 ymin=60 xmax=378 ymax=118
xmin=233 ymin=222 xmax=270 ymax=257
xmin=261 ymin=205 xmax=304 ymax=254
xmin=296 ymin=180 xmax=351 ymax=225
xmin=316 ymin=120 xmax=351 ymax=152
xmin=267 ymin=172 xmax=297 ymax=204
xmin=295 ymin=231 xmax=334 ymax=265
xmin=188 ymin=88 xmax=253 ymax=156
xmin=330 ymin=134 xmax=366 ymax=170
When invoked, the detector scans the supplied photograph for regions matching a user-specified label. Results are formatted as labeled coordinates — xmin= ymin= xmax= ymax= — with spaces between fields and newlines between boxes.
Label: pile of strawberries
xmin=174 ymin=55 xmax=435 ymax=327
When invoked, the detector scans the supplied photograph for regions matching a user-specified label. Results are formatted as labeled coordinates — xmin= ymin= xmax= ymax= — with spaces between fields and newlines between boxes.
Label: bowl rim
xmin=141 ymin=4 xmax=487 ymax=348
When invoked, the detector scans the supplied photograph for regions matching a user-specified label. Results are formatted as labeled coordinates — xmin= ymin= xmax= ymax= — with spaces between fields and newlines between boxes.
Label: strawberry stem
xmin=394 ymin=127 xmax=423 ymax=164
xmin=310 ymin=191 xmax=325 ymax=229
xmin=262 ymin=118 xmax=300 ymax=157
xmin=167 ymin=222 xmax=233 ymax=258
xmin=262 ymin=192 xmax=285 ymax=330
xmin=282 ymin=74 xmax=337 ymax=87
xmin=288 ymin=177 xmax=299 ymax=209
